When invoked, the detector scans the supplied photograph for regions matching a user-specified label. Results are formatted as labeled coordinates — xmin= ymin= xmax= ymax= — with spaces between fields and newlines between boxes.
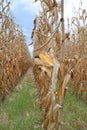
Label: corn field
xmin=32 ymin=0 xmax=87 ymax=129
xmin=0 ymin=0 xmax=87 ymax=129
xmin=0 ymin=0 xmax=31 ymax=101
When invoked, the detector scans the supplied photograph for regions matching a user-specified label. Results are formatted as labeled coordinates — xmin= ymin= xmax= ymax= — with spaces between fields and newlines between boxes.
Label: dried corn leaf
xmin=43 ymin=118 xmax=49 ymax=129
xmin=58 ymin=83 xmax=63 ymax=101
xmin=34 ymin=57 xmax=44 ymax=65
xmin=38 ymin=66 xmax=52 ymax=78
xmin=60 ymin=62 xmax=65 ymax=79
xmin=48 ymin=122 xmax=55 ymax=130
xmin=62 ymin=74 xmax=71 ymax=95
xmin=45 ymin=92 xmax=52 ymax=109
xmin=53 ymin=103 xmax=62 ymax=112
xmin=46 ymin=106 xmax=53 ymax=121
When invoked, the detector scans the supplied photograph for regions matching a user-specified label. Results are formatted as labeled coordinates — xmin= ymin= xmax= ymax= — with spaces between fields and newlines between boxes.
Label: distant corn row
xmin=63 ymin=42 xmax=87 ymax=100
xmin=0 ymin=0 xmax=31 ymax=100
xmin=62 ymin=7 xmax=87 ymax=100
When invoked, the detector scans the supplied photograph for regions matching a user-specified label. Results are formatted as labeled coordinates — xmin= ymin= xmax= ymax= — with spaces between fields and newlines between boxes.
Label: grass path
xmin=0 ymin=68 xmax=42 ymax=130
xmin=0 ymin=68 xmax=87 ymax=130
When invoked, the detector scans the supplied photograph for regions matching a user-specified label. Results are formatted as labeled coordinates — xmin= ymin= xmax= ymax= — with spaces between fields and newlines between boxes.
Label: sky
xmin=10 ymin=0 xmax=87 ymax=55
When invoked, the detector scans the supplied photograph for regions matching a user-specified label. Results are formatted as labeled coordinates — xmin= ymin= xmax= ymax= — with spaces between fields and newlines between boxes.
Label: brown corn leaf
xmin=34 ymin=57 xmax=44 ymax=66
xmin=58 ymin=83 xmax=63 ymax=100
xmin=62 ymin=74 xmax=70 ymax=97
xmin=48 ymin=122 xmax=55 ymax=130
xmin=60 ymin=62 xmax=65 ymax=79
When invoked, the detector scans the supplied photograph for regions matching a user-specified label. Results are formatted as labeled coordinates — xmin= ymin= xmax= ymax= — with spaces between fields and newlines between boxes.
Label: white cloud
xmin=82 ymin=0 xmax=87 ymax=9
xmin=23 ymin=0 xmax=40 ymax=14
xmin=11 ymin=0 xmax=40 ymax=14
xmin=10 ymin=0 xmax=87 ymax=38
xmin=64 ymin=0 xmax=80 ymax=19
xmin=11 ymin=0 xmax=86 ymax=20
xmin=64 ymin=0 xmax=87 ymax=19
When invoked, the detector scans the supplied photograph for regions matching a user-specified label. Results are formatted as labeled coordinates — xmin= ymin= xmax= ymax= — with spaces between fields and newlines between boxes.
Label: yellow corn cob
xmin=39 ymin=53 xmax=54 ymax=65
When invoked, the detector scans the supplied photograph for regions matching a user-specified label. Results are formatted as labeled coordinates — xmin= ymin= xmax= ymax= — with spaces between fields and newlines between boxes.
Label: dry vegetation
xmin=0 ymin=0 xmax=86 ymax=129
xmin=32 ymin=0 xmax=87 ymax=101
xmin=32 ymin=0 xmax=87 ymax=129
xmin=0 ymin=0 xmax=31 ymax=100
xmin=63 ymin=5 xmax=87 ymax=100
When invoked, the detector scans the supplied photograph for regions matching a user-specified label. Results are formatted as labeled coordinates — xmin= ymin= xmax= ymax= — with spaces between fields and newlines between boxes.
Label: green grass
xmin=0 ymin=69 xmax=87 ymax=130
xmin=0 ymin=69 xmax=42 ymax=130
xmin=62 ymin=91 xmax=87 ymax=130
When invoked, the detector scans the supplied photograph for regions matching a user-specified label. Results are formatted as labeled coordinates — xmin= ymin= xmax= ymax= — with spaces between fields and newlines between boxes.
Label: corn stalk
xmin=61 ymin=0 xmax=65 ymax=61
xmin=32 ymin=1 xmax=73 ymax=129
